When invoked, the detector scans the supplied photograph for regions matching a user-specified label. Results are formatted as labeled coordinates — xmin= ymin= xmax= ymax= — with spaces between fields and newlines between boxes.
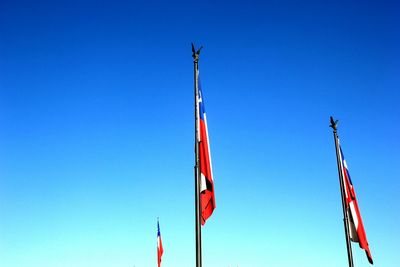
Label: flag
xmin=157 ymin=220 xmax=164 ymax=267
xmin=339 ymin=142 xmax=373 ymax=264
xmin=197 ymin=82 xmax=216 ymax=225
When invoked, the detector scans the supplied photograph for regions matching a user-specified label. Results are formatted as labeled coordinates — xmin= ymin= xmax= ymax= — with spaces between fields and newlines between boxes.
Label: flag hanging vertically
xmin=338 ymin=142 xmax=373 ymax=264
xmin=157 ymin=219 xmax=164 ymax=267
xmin=197 ymin=82 xmax=216 ymax=225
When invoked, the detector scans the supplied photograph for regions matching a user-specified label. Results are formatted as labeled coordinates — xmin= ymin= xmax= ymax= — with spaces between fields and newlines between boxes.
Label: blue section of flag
xmin=198 ymin=82 xmax=206 ymax=120
xmin=157 ymin=221 xmax=161 ymax=237
xmin=340 ymin=146 xmax=353 ymax=185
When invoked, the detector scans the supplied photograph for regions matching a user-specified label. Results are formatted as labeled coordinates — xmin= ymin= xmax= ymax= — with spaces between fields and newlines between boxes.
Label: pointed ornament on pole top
xmin=330 ymin=116 xmax=339 ymax=132
xmin=192 ymin=43 xmax=203 ymax=62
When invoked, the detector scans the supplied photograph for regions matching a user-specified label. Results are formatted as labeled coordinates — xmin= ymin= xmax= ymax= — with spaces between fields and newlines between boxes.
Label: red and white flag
xmin=197 ymin=82 xmax=216 ymax=225
xmin=339 ymin=142 xmax=373 ymax=264
xmin=157 ymin=220 xmax=163 ymax=267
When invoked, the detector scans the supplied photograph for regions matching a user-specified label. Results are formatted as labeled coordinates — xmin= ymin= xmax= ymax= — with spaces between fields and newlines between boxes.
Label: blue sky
xmin=1 ymin=1 xmax=399 ymax=266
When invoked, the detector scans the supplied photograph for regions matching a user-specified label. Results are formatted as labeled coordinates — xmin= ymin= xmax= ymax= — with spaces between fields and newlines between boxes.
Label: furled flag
xmin=339 ymin=143 xmax=373 ymax=264
xmin=157 ymin=220 xmax=164 ymax=267
xmin=197 ymin=82 xmax=216 ymax=225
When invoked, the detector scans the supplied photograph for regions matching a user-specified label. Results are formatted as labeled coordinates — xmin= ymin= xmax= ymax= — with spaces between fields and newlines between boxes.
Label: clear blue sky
xmin=1 ymin=1 xmax=399 ymax=266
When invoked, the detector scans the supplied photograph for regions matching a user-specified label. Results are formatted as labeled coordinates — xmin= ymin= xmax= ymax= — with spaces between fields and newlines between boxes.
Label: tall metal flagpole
xmin=192 ymin=43 xmax=203 ymax=267
xmin=330 ymin=116 xmax=354 ymax=267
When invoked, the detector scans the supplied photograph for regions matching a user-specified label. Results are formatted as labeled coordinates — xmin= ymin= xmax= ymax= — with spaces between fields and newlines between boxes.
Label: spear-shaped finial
xmin=192 ymin=43 xmax=203 ymax=62
xmin=330 ymin=116 xmax=339 ymax=131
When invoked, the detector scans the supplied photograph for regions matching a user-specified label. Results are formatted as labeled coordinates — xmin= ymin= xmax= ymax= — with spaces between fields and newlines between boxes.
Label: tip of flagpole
xmin=330 ymin=116 xmax=338 ymax=131
xmin=191 ymin=43 xmax=203 ymax=61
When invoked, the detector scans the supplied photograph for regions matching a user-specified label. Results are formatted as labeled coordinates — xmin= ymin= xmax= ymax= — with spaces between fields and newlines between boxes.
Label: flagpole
xmin=330 ymin=116 xmax=354 ymax=267
xmin=193 ymin=43 xmax=203 ymax=267
xmin=157 ymin=217 xmax=159 ymax=267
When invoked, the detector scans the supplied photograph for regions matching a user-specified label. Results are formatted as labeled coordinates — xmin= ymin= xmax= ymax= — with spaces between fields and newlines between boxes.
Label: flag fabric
xmin=157 ymin=220 xmax=164 ymax=267
xmin=339 ymin=142 xmax=373 ymax=264
xmin=197 ymin=82 xmax=216 ymax=225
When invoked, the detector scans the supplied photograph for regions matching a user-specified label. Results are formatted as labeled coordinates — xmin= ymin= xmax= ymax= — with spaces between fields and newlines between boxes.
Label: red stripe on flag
xmin=199 ymin=111 xmax=215 ymax=225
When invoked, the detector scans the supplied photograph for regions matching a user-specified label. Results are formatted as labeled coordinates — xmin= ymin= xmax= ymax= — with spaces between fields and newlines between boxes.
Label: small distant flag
xmin=157 ymin=219 xmax=164 ymax=267
xmin=339 ymin=143 xmax=373 ymax=264
xmin=197 ymin=83 xmax=216 ymax=225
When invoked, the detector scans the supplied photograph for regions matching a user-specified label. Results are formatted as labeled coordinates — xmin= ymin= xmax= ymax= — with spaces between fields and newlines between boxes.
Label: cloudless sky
xmin=1 ymin=1 xmax=399 ymax=266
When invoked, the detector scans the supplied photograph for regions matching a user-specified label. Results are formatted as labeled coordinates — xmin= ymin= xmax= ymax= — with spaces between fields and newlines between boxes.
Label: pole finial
xmin=330 ymin=116 xmax=338 ymax=132
xmin=191 ymin=43 xmax=203 ymax=62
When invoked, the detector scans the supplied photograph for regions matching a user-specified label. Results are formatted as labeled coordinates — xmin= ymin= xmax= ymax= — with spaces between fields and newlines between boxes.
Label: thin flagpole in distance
xmin=330 ymin=116 xmax=354 ymax=267
xmin=192 ymin=43 xmax=203 ymax=267
xmin=157 ymin=218 xmax=164 ymax=267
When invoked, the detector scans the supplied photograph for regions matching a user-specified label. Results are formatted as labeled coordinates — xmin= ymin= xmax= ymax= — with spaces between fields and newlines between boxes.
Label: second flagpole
xmin=193 ymin=43 xmax=203 ymax=267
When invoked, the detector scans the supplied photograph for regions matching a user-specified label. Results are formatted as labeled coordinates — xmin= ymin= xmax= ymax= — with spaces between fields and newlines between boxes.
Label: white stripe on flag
xmin=349 ymin=201 xmax=359 ymax=229
xmin=200 ymin=173 xmax=207 ymax=192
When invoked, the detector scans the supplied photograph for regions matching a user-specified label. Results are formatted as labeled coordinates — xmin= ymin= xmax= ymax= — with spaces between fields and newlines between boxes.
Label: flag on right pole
xmin=197 ymin=82 xmax=216 ymax=225
xmin=338 ymin=142 xmax=373 ymax=264
xmin=157 ymin=220 xmax=164 ymax=267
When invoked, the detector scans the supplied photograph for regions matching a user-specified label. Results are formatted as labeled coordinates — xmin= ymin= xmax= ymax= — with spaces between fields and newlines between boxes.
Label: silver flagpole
xmin=330 ymin=116 xmax=354 ymax=267
xmin=192 ymin=43 xmax=203 ymax=267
